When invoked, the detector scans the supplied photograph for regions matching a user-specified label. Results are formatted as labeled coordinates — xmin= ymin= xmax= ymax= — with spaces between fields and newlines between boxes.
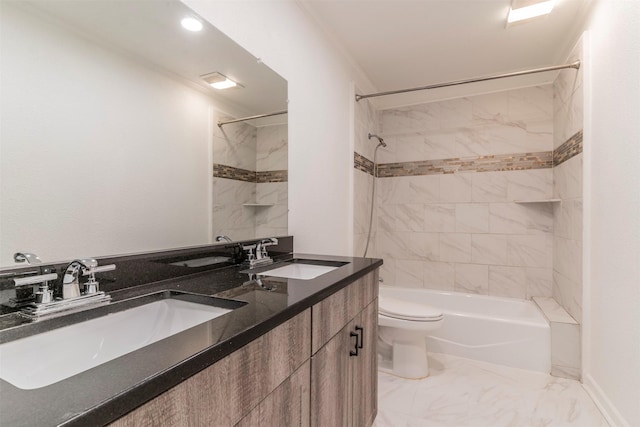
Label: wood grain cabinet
xmin=111 ymin=269 xmax=379 ymax=427
xmin=310 ymin=271 xmax=379 ymax=427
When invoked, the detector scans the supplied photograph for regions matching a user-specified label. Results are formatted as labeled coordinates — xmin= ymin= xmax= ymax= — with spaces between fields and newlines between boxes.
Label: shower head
xmin=368 ymin=133 xmax=387 ymax=148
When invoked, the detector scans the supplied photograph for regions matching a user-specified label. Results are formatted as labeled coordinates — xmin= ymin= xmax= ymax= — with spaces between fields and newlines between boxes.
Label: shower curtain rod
xmin=217 ymin=110 xmax=288 ymax=127
xmin=355 ymin=61 xmax=581 ymax=102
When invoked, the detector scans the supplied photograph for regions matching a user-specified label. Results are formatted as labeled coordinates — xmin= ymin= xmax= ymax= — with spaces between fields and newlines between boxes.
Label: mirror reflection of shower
xmin=363 ymin=133 xmax=387 ymax=257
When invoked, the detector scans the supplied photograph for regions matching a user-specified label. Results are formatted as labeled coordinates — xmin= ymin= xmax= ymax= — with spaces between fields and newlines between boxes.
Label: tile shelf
xmin=514 ymin=199 xmax=561 ymax=204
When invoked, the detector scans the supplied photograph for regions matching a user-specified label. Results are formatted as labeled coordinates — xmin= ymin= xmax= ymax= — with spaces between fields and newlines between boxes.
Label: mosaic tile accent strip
xmin=355 ymin=152 xmax=375 ymax=176
xmin=256 ymin=170 xmax=288 ymax=183
xmin=375 ymin=151 xmax=553 ymax=178
xmin=213 ymin=164 xmax=288 ymax=183
xmin=553 ymin=130 xmax=583 ymax=166
xmin=213 ymin=164 xmax=256 ymax=182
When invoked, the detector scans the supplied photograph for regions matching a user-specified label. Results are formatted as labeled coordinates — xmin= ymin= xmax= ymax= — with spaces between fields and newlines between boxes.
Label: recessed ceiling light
xmin=507 ymin=0 xmax=555 ymax=24
xmin=181 ymin=17 xmax=203 ymax=32
xmin=200 ymin=72 xmax=241 ymax=90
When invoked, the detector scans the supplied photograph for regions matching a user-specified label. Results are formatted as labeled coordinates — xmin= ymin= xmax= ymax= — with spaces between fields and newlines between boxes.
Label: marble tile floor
xmin=373 ymin=353 xmax=609 ymax=427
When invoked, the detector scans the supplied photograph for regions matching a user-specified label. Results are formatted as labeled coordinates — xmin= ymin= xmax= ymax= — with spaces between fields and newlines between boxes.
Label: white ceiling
xmin=300 ymin=0 xmax=592 ymax=109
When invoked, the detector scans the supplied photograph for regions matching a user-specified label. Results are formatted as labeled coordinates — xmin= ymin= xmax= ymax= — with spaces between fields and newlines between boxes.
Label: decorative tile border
xmin=213 ymin=164 xmax=256 ymax=182
xmin=375 ymin=151 xmax=553 ymax=178
xmin=256 ymin=170 xmax=288 ymax=183
xmin=354 ymin=152 xmax=375 ymax=176
xmin=213 ymin=163 xmax=288 ymax=183
xmin=553 ymin=130 xmax=583 ymax=166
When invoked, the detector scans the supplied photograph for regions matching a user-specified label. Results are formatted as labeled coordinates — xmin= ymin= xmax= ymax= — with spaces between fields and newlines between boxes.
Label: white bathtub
xmin=380 ymin=286 xmax=551 ymax=373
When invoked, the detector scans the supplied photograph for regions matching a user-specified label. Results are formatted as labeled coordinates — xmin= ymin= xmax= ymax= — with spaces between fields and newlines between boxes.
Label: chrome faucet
xmin=215 ymin=235 xmax=233 ymax=242
xmin=62 ymin=259 xmax=92 ymax=299
xmin=62 ymin=258 xmax=115 ymax=298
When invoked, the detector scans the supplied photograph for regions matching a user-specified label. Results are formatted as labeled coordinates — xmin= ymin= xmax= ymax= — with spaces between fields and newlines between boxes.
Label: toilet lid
xmin=379 ymin=296 xmax=443 ymax=321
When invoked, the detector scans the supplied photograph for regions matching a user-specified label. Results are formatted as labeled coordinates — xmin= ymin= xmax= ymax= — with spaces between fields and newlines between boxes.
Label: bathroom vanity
xmin=0 ymin=241 xmax=381 ymax=427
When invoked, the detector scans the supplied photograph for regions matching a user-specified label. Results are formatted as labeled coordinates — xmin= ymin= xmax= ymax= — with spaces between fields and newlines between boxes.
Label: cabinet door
xmin=351 ymin=300 xmax=378 ymax=427
xmin=310 ymin=323 xmax=355 ymax=427
xmin=235 ymin=360 xmax=310 ymax=427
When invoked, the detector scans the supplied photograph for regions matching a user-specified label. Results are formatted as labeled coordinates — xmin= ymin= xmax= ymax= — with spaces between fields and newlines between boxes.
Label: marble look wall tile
xmin=439 ymin=174 xmax=472 ymax=202
xmin=554 ymin=87 xmax=584 ymax=149
xmin=379 ymin=133 xmax=426 ymax=164
xmin=213 ymin=177 xmax=255 ymax=205
xmin=213 ymin=124 xmax=257 ymax=171
xmin=212 ymin=204 xmax=254 ymax=233
xmin=553 ymin=271 xmax=583 ymax=324
xmin=471 ymin=234 xmax=507 ymax=265
xmin=439 ymin=97 xmax=473 ymax=129
xmin=439 ymin=233 xmax=471 ymax=263
xmin=507 ymin=235 xmax=553 ymax=268
xmin=395 ymin=204 xmax=425 ymax=232
xmin=396 ymin=260 xmax=425 ymax=288
xmin=424 ymin=204 xmax=456 ymax=232
xmin=507 ymin=169 xmax=553 ymax=201
xmin=256 ymin=124 xmax=287 ymax=171
xmin=508 ymin=85 xmax=553 ymax=123
xmin=489 ymin=203 xmax=528 ymax=234
xmin=379 ymin=230 xmax=439 ymax=261
xmin=455 ymin=203 xmax=489 ymax=233
xmin=256 ymin=182 xmax=288 ymax=205
xmin=526 ymin=268 xmax=553 ymax=298
xmin=554 ymin=154 xmax=582 ymax=200
xmin=378 ymin=175 xmax=440 ymax=204
xmin=424 ymin=131 xmax=458 ymax=159
xmin=379 ymin=103 xmax=440 ymax=135
xmin=455 ymin=263 xmax=489 ymax=294
xmin=423 ymin=261 xmax=455 ymax=290
xmin=472 ymin=172 xmax=508 ymax=202
xmin=554 ymin=237 xmax=582 ymax=283
xmin=490 ymin=202 xmax=553 ymax=235
xmin=489 ymin=266 xmax=527 ymax=299
xmin=255 ymin=204 xmax=287 ymax=229
xmin=471 ymin=91 xmax=509 ymax=125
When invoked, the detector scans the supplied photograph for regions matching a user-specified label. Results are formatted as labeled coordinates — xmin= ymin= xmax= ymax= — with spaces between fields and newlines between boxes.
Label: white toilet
xmin=378 ymin=296 xmax=444 ymax=379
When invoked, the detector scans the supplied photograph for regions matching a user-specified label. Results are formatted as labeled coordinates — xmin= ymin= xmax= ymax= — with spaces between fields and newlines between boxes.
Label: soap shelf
xmin=242 ymin=203 xmax=274 ymax=207
xmin=514 ymin=199 xmax=561 ymax=204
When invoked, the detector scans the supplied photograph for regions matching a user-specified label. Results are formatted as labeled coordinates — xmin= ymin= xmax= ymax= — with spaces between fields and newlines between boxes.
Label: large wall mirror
xmin=0 ymin=0 xmax=288 ymax=268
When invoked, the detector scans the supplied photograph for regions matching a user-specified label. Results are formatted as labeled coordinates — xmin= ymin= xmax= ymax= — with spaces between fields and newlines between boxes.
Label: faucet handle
xmin=82 ymin=263 xmax=116 ymax=295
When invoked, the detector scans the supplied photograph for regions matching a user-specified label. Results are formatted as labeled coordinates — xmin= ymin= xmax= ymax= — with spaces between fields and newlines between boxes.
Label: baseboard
xmin=582 ymin=373 xmax=630 ymax=427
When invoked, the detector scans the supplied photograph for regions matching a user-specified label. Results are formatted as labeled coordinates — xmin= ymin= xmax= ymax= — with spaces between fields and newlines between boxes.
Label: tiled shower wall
xmin=255 ymin=125 xmax=288 ymax=238
xmin=212 ymin=117 xmax=288 ymax=241
xmin=553 ymin=38 xmax=584 ymax=324
xmin=373 ymin=86 xmax=556 ymax=299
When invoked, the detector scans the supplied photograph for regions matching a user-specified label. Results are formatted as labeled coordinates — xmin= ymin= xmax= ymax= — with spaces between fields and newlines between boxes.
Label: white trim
xmin=583 ymin=374 xmax=630 ymax=427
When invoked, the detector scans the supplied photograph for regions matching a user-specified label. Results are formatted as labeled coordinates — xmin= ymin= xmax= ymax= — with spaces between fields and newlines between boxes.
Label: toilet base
xmin=378 ymin=326 xmax=431 ymax=379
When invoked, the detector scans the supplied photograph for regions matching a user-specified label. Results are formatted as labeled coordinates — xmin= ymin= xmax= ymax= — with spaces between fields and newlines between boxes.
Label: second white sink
xmin=0 ymin=297 xmax=234 ymax=390
xmin=257 ymin=263 xmax=339 ymax=280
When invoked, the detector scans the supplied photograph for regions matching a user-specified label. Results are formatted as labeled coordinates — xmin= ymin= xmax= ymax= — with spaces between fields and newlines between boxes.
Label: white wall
xmin=583 ymin=1 xmax=640 ymax=426
xmin=0 ymin=3 xmax=238 ymax=266
xmin=184 ymin=0 xmax=367 ymax=256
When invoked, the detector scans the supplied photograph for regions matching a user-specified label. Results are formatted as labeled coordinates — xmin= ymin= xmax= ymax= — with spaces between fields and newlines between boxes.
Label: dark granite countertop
xmin=0 ymin=251 xmax=382 ymax=426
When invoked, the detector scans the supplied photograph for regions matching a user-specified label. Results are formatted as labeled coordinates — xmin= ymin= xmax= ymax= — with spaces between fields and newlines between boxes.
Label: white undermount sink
xmin=257 ymin=262 xmax=340 ymax=280
xmin=0 ymin=297 xmax=233 ymax=390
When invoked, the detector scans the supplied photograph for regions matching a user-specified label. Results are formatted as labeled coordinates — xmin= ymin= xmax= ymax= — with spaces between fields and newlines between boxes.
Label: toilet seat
xmin=379 ymin=296 xmax=443 ymax=322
